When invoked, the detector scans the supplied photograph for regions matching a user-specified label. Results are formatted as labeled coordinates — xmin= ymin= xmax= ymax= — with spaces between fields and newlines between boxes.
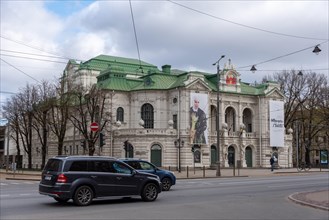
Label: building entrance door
xmin=211 ymin=145 xmax=217 ymax=165
xmin=228 ymin=146 xmax=235 ymax=167
xmin=151 ymin=144 xmax=162 ymax=167
xmin=245 ymin=146 xmax=252 ymax=167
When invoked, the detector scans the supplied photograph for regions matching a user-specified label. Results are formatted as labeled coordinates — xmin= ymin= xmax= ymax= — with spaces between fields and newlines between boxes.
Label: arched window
xmin=243 ymin=108 xmax=252 ymax=132
xmin=225 ymin=107 xmax=236 ymax=132
xmin=116 ymin=107 xmax=124 ymax=122
xmin=141 ymin=103 xmax=154 ymax=128
xmin=210 ymin=105 xmax=217 ymax=132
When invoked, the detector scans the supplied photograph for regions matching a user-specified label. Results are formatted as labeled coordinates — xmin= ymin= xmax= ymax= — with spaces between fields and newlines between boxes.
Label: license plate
xmin=45 ymin=176 xmax=52 ymax=180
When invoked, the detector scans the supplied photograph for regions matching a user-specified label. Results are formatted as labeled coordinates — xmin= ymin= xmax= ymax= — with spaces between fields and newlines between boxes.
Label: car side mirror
xmin=131 ymin=170 xmax=137 ymax=176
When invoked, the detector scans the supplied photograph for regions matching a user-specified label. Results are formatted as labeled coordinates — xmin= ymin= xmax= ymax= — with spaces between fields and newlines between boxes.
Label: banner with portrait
xmin=190 ymin=93 xmax=208 ymax=145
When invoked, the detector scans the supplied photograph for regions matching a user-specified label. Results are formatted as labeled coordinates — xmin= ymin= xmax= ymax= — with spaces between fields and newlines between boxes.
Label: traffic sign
xmin=90 ymin=122 xmax=99 ymax=132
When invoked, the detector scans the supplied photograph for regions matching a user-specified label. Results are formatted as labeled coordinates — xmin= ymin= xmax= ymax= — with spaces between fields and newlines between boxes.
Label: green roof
xmin=73 ymin=54 xmax=276 ymax=96
xmin=79 ymin=54 xmax=159 ymax=74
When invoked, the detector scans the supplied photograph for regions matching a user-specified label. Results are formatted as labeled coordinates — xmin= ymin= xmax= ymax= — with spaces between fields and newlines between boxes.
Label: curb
xmin=288 ymin=192 xmax=329 ymax=211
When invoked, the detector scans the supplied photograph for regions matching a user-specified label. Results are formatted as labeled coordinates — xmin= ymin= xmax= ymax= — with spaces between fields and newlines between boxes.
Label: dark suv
xmin=39 ymin=156 xmax=162 ymax=206
xmin=120 ymin=158 xmax=176 ymax=191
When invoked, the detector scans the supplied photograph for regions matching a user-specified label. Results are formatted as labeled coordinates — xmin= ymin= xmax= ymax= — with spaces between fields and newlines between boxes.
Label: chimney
xmin=162 ymin=65 xmax=171 ymax=74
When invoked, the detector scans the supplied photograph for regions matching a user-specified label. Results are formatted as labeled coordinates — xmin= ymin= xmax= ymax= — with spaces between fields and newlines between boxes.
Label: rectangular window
xmin=247 ymin=124 xmax=252 ymax=132
xmin=69 ymin=161 xmax=88 ymax=171
xmin=173 ymin=114 xmax=177 ymax=129
xmin=90 ymin=161 xmax=114 ymax=172
xmin=0 ymin=140 xmax=4 ymax=150
xmin=44 ymin=159 xmax=62 ymax=172
xmin=76 ymin=145 xmax=79 ymax=155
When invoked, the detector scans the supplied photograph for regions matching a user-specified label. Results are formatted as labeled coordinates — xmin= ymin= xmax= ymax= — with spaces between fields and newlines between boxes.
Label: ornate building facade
xmin=24 ymin=55 xmax=294 ymax=169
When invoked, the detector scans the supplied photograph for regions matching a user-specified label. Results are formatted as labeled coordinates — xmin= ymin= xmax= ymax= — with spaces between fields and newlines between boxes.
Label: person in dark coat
xmin=270 ymin=157 xmax=275 ymax=171
xmin=190 ymin=96 xmax=207 ymax=144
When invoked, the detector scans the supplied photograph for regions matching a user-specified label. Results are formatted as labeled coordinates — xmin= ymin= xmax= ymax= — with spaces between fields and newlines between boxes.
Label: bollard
xmin=187 ymin=166 xmax=189 ymax=178
xmin=203 ymin=166 xmax=205 ymax=178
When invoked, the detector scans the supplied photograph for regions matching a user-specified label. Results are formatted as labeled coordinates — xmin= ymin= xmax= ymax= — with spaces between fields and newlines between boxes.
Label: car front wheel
xmin=141 ymin=183 xmax=158 ymax=201
xmin=73 ymin=185 xmax=94 ymax=206
xmin=161 ymin=177 xmax=172 ymax=191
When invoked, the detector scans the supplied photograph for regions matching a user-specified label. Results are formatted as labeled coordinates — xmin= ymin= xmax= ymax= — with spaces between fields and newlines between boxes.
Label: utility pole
xmin=213 ymin=55 xmax=225 ymax=177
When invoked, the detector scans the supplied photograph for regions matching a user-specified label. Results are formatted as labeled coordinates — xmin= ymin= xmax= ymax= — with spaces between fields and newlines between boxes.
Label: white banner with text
xmin=269 ymin=100 xmax=284 ymax=147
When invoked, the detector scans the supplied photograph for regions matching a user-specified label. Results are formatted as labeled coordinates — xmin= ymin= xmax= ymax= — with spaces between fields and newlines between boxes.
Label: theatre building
xmin=34 ymin=55 xmax=294 ymax=169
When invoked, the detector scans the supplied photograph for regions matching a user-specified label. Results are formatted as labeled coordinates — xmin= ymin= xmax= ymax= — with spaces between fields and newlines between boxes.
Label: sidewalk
xmin=1 ymin=168 xmax=328 ymax=210
xmin=172 ymin=167 xmax=328 ymax=179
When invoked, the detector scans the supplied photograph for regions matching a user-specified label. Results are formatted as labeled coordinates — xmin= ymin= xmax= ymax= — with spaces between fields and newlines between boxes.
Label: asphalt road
xmin=1 ymin=174 xmax=328 ymax=220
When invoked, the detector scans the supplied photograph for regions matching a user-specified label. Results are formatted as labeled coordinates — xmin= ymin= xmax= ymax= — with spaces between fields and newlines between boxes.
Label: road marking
xmin=22 ymin=181 xmax=36 ymax=184
xmin=0 ymin=181 xmax=38 ymax=185
xmin=0 ymin=193 xmax=33 ymax=197
xmin=0 ymin=194 xmax=10 ymax=197
xmin=268 ymin=182 xmax=326 ymax=188
xmin=20 ymin=193 xmax=32 ymax=196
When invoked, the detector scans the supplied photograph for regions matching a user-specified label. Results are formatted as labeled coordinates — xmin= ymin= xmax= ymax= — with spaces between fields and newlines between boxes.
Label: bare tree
xmin=3 ymin=97 xmax=22 ymax=167
xmin=3 ymin=84 xmax=39 ymax=169
xmin=30 ymin=80 xmax=56 ymax=169
xmin=47 ymin=78 xmax=71 ymax=156
xmin=269 ymin=70 xmax=310 ymax=128
xmin=298 ymin=72 xmax=327 ymax=163
xmin=68 ymin=84 xmax=109 ymax=156
xmin=263 ymin=70 xmax=328 ymax=164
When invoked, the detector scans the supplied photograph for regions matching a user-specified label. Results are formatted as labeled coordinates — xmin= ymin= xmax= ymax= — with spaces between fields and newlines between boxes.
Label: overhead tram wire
xmin=167 ymin=0 xmax=328 ymax=41
xmin=0 ymin=54 xmax=68 ymax=64
xmin=1 ymin=49 xmax=69 ymax=60
xmin=0 ymin=91 xmax=16 ymax=95
xmin=0 ymin=58 xmax=41 ymax=83
xmin=237 ymin=40 xmax=329 ymax=70
xmin=129 ymin=0 xmax=143 ymax=73
xmin=0 ymin=35 xmax=80 ymax=61
xmin=129 ymin=0 xmax=150 ymax=104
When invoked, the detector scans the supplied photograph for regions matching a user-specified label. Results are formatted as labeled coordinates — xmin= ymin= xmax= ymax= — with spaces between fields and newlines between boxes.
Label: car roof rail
xmin=53 ymin=155 xmax=117 ymax=159
xmin=119 ymin=158 xmax=142 ymax=160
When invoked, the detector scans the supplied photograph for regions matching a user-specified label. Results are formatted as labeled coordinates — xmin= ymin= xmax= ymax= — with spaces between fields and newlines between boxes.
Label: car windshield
xmin=113 ymin=162 xmax=132 ymax=174
xmin=139 ymin=161 xmax=154 ymax=170
xmin=44 ymin=159 xmax=61 ymax=172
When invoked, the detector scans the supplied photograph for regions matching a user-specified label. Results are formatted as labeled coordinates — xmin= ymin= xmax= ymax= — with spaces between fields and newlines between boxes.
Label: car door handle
xmin=116 ymin=177 xmax=122 ymax=180
xmin=91 ymin=175 xmax=97 ymax=178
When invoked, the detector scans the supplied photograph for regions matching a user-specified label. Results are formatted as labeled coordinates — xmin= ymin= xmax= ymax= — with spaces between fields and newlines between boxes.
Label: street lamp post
xmin=174 ymin=138 xmax=184 ymax=172
xmin=5 ymin=122 xmax=10 ymax=173
xmin=213 ymin=55 xmax=225 ymax=177
xmin=295 ymin=121 xmax=299 ymax=168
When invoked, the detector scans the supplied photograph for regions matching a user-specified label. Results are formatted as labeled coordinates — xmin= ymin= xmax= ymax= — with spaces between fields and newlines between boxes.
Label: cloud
xmin=1 ymin=0 xmax=328 ymax=106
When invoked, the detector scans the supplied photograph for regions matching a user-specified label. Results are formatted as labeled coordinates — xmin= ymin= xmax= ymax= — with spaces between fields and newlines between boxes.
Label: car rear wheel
xmin=141 ymin=183 xmax=158 ymax=201
xmin=161 ymin=177 xmax=172 ymax=191
xmin=54 ymin=198 xmax=69 ymax=203
xmin=73 ymin=185 xmax=94 ymax=206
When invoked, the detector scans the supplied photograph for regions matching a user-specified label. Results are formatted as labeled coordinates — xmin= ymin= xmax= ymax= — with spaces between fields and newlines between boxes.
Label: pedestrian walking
xmin=270 ymin=157 xmax=275 ymax=171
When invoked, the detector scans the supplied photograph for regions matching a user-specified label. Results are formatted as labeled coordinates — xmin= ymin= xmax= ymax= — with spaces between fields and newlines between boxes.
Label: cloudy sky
xmin=1 ymin=0 xmax=328 ymax=109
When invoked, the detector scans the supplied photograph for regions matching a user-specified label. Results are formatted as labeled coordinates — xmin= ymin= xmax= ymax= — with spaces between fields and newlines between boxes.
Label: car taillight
xmin=57 ymin=174 xmax=67 ymax=183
